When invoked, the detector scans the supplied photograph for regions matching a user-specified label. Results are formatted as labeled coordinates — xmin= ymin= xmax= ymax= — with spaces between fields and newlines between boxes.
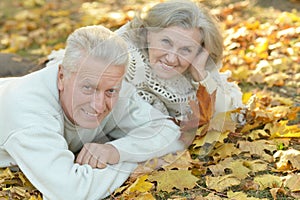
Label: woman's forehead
xmin=150 ymin=26 xmax=202 ymax=45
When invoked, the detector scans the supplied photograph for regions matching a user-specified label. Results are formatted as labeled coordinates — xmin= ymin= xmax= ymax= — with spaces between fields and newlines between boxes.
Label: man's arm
xmin=105 ymin=82 xmax=185 ymax=163
xmin=4 ymin=129 xmax=137 ymax=200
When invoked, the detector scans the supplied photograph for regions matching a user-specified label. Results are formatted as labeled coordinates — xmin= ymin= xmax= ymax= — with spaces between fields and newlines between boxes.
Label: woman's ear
xmin=57 ymin=64 xmax=64 ymax=91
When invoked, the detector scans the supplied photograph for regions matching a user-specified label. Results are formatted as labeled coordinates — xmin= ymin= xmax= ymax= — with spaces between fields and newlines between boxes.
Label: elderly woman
xmin=116 ymin=0 xmax=243 ymax=124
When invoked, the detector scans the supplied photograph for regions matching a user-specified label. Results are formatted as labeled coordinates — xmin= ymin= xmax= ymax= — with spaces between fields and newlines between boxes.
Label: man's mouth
xmin=83 ymin=109 xmax=98 ymax=117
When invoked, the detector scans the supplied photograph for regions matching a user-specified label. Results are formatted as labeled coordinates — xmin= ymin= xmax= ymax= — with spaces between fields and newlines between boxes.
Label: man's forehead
xmin=76 ymin=64 xmax=125 ymax=76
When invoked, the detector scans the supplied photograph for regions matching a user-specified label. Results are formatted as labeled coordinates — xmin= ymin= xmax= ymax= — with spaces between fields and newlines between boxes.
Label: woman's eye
xmin=181 ymin=48 xmax=192 ymax=54
xmin=161 ymin=39 xmax=171 ymax=46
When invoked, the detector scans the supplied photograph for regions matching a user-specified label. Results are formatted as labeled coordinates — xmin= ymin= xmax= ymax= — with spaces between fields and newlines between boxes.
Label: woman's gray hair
xmin=128 ymin=0 xmax=223 ymax=69
xmin=62 ymin=25 xmax=128 ymax=74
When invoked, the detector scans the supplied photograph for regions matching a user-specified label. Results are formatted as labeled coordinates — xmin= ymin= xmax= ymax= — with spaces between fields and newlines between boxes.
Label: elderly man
xmin=0 ymin=25 xmax=183 ymax=200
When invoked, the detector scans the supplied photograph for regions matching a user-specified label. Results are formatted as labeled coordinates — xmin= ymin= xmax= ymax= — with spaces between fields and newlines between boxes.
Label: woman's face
xmin=147 ymin=26 xmax=202 ymax=79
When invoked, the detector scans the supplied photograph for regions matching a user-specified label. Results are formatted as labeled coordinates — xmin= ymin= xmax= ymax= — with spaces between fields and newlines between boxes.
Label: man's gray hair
xmin=62 ymin=25 xmax=128 ymax=74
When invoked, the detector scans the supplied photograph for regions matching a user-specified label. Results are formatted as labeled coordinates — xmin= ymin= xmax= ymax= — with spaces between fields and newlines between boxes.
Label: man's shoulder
xmin=119 ymin=80 xmax=136 ymax=97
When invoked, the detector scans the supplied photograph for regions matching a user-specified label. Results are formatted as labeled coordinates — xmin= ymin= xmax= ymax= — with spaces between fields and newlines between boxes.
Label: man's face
xmin=58 ymin=56 xmax=125 ymax=129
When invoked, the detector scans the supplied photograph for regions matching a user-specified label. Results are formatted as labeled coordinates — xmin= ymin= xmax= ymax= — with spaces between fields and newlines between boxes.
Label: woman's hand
xmin=76 ymin=143 xmax=120 ymax=169
xmin=189 ymin=47 xmax=209 ymax=82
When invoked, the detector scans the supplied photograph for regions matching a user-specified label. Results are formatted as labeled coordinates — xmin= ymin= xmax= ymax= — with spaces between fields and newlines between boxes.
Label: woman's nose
xmin=165 ymin=50 xmax=178 ymax=65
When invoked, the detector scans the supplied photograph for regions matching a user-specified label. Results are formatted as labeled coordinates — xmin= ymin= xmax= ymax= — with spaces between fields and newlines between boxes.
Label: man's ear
xmin=57 ymin=64 xmax=64 ymax=91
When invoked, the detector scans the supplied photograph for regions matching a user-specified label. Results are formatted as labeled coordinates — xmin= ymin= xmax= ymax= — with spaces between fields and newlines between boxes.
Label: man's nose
xmin=91 ymin=92 xmax=106 ymax=113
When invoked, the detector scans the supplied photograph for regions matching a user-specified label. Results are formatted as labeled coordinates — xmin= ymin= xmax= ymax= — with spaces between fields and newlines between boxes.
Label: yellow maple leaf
xmin=270 ymin=95 xmax=294 ymax=106
xmin=228 ymin=191 xmax=246 ymax=199
xmin=126 ymin=175 xmax=153 ymax=193
xmin=211 ymin=143 xmax=241 ymax=160
xmin=29 ymin=195 xmax=43 ymax=200
xmin=253 ymin=174 xmax=282 ymax=190
xmin=238 ymin=140 xmax=277 ymax=162
xmin=273 ymin=149 xmax=300 ymax=171
xmin=193 ymin=130 xmax=221 ymax=148
xmin=242 ymin=92 xmax=253 ymax=105
xmin=147 ymin=170 xmax=198 ymax=192
xmin=206 ymin=174 xmax=240 ymax=192
xmin=208 ymin=157 xmax=233 ymax=177
xmin=283 ymin=174 xmax=300 ymax=192
xmin=232 ymin=66 xmax=250 ymax=81
xmin=209 ymin=112 xmax=237 ymax=133
xmin=229 ymin=159 xmax=251 ymax=179
xmin=238 ymin=140 xmax=277 ymax=156
xmin=243 ymin=160 xmax=268 ymax=173
xmin=135 ymin=192 xmax=156 ymax=200
xmin=162 ymin=150 xmax=193 ymax=170
xmin=205 ymin=192 xmax=223 ymax=199
xmin=247 ymin=129 xmax=270 ymax=140
xmin=208 ymin=158 xmax=254 ymax=180
xmin=227 ymin=190 xmax=267 ymax=200
xmin=268 ymin=121 xmax=300 ymax=138
xmin=264 ymin=73 xmax=289 ymax=87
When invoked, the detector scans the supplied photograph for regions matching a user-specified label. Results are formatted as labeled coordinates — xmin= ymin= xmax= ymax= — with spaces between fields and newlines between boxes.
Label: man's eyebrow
xmin=112 ymin=84 xmax=122 ymax=89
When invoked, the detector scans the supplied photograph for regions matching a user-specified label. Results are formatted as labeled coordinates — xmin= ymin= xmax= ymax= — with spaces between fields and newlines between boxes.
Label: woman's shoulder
xmin=125 ymin=45 xmax=149 ymax=86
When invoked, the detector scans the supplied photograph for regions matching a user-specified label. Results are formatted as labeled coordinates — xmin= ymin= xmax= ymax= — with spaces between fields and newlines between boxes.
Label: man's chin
xmin=75 ymin=120 xmax=101 ymax=129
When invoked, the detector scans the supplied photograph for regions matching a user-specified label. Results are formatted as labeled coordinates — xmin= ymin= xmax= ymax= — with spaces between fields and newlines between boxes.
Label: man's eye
xmin=82 ymin=85 xmax=94 ymax=94
xmin=106 ymin=88 xmax=119 ymax=96
xmin=83 ymin=85 xmax=92 ymax=90
xmin=108 ymin=89 xmax=117 ymax=93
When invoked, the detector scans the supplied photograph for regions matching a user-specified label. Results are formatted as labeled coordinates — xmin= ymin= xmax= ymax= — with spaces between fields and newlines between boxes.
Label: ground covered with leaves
xmin=0 ymin=0 xmax=299 ymax=199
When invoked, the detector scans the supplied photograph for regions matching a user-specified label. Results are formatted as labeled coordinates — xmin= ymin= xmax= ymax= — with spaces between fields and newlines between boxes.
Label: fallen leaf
xmin=148 ymin=170 xmax=198 ymax=192
xmin=243 ymin=159 xmax=268 ymax=173
xmin=283 ymin=174 xmax=300 ymax=192
xmin=161 ymin=150 xmax=194 ymax=170
xmin=273 ymin=149 xmax=300 ymax=170
xmin=209 ymin=112 xmax=237 ymax=133
xmin=127 ymin=175 xmax=153 ymax=193
xmin=195 ymin=78 xmax=216 ymax=127
xmin=270 ymin=187 xmax=287 ymax=200
xmin=238 ymin=140 xmax=277 ymax=160
xmin=206 ymin=174 xmax=241 ymax=192
xmin=211 ymin=143 xmax=241 ymax=160
xmin=253 ymin=174 xmax=282 ymax=190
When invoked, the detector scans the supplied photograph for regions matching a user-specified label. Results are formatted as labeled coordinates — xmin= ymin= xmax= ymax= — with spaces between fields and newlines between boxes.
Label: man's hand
xmin=76 ymin=143 xmax=120 ymax=169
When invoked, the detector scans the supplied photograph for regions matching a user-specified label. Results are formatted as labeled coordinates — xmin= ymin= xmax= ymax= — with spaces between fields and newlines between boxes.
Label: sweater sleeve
xmin=191 ymin=70 xmax=244 ymax=115
xmin=4 ymin=129 xmax=137 ymax=200
xmin=106 ymin=84 xmax=185 ymax=163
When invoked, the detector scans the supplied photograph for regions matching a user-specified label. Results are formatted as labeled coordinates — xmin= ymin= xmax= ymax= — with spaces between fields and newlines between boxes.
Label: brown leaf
xmin=183 ymin=85 xmax=216 ymax=132
xmin=196 ymin=85 xmax=216 ymax=127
